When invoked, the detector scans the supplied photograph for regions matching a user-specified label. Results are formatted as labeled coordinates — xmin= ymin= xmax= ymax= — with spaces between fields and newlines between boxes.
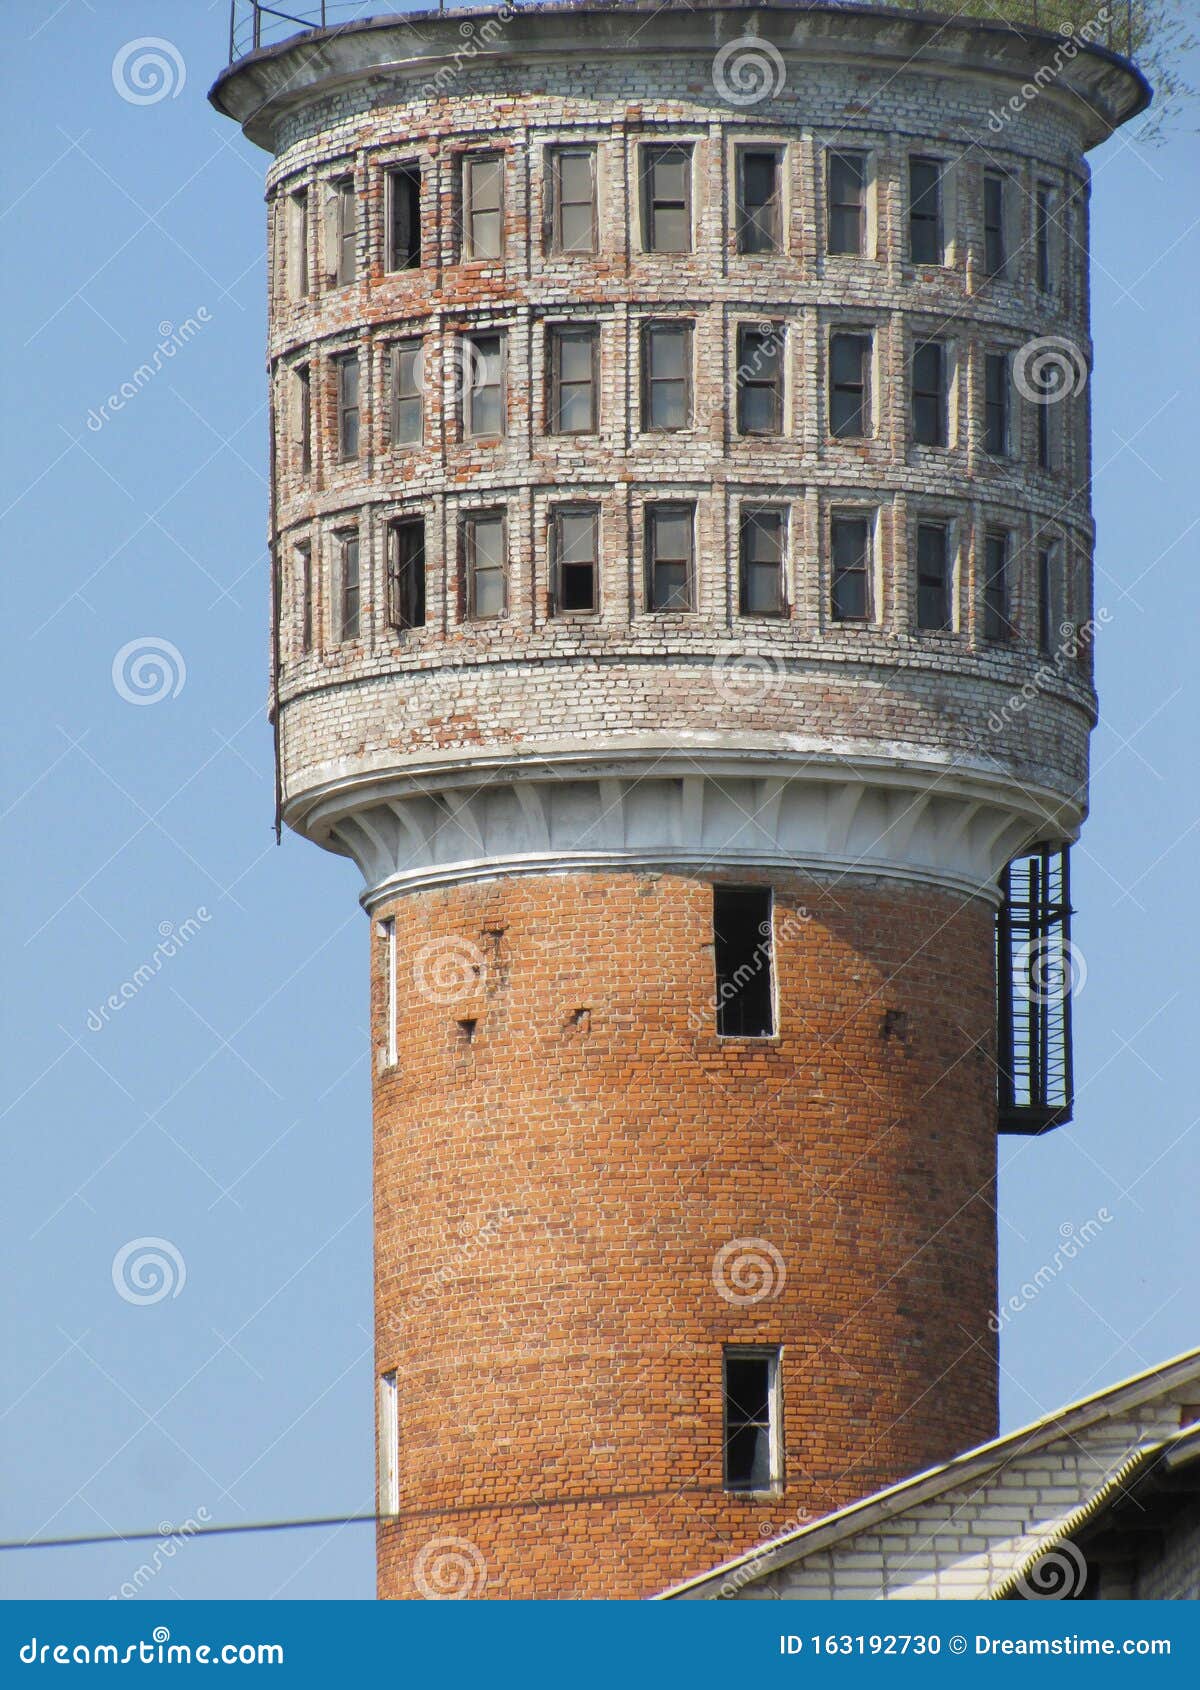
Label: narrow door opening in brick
xmin=713 ymin=885 xmax=775 ymax=1037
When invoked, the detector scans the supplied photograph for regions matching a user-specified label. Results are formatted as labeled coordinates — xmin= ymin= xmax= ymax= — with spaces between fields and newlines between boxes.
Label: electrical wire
xmin=0 ymin=1515 xmax=380 ymax=1552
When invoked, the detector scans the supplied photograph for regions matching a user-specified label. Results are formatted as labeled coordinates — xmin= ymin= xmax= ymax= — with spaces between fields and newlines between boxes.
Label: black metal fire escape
xmin=996 ymin=845 xmax=1075 ymax=1135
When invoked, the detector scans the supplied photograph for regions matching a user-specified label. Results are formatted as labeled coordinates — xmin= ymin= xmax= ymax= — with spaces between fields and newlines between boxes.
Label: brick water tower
xmin=211 ymin=1 xmax=1147 ymax=1598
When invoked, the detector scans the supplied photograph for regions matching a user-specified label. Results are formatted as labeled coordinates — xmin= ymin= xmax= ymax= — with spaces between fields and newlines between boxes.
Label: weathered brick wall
xmin=256 ymin=45 xmax=1100 ymax=825
xmin=372 ymin=868 xmax=998 ymax=1598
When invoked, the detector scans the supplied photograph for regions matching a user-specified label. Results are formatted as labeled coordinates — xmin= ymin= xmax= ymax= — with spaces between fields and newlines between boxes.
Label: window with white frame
xmin=723 ymin=1347 xmax=782 ymax=1491
xmin=378 ymin=1370 xmax=399 ymax=1515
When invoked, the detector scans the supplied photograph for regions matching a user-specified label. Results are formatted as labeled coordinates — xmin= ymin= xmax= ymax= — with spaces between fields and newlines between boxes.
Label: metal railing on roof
xmin=225 ymin=2 xmax=1138 ymax=67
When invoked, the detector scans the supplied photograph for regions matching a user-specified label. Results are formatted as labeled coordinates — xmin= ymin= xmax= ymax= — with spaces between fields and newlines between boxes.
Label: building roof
xmin=657 ymin=1345 xmax=1200 ymax=1599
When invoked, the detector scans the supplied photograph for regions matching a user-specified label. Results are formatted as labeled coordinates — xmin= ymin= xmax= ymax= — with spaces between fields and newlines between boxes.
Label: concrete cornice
xmin=210 ymin=2 xmax=1150 ymax=153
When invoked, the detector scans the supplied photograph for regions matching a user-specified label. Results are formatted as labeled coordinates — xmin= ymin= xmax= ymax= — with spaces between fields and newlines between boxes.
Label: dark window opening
xmin=909 ymin=157 xmax=944 ymax=265
xmin=916 ymin=521 xmax=951 ymax=631
xmin=737 ymin=150 xmax=780 ymax=254
xmin=739 ymin=508 xmax=786 ymax=618
xmin=723 ymin=1350 xmax=780 ymax=1491
xmin=296 ymin=364 xmax=311 ymax=473
xmin=338 ymin=530 xmax=360 ymax=642
xmin=641 ymin=144 xmax=692 ymax=253
xmin=827 ymin=151 xmax=866 ymax=256
xmin=984 ymin=352 xmax=1011 ymax=458
xmin=736 ymin=324 xmax=782 ymax=435
xmin=829 ymin=331 xmax=871 ymax=438
xmin=830 ymin=512 xmax=872 ymax=623
xmin=296 ymin=540 xmax=313 ymax=654
xmin=713 ymin=885 xmax=774 ymax=1038
xmin=911 ymin=340 xmax=947 ymax=447
xmin=1036 ymin=184 xmax=1054 ymax=292
xmin=984 ymin=528 xmax=1013 ymax=642
xmin=388 ymin=166 xmax=421 ymax=271
xmin=387 ymin=517 xmax=426 ymax=632
xmin=983 ymin=172 xmax=1007 ymax=279
xmin=1037 ymin=543 xmax=1056 ymax=654
xmin=1037 ymin=402 xmax=1053 ymax=472
xmin=552 ymin=506 xmax=598 ymax=614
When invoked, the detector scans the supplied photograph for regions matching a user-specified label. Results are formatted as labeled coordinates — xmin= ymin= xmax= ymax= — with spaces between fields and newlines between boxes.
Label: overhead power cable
xmin=0 ymin=1515 xmax=379 ymax=1552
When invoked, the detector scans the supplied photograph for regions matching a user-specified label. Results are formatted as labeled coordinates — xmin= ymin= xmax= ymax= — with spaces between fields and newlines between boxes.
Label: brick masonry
xmin=371 ymin=867 xmax=998 ymax=1598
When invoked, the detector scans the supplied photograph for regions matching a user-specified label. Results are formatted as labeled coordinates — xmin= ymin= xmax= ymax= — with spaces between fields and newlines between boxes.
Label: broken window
xmin=713 ymin=885 xmax=775 ymax=1038
xmin=551 ymin=506 xmax=599 ymax=614
xmin=387 ymin=517 xmax=426 ymax=632
xmin=723 ymin=1349 xmax=781 ymax=1491
xmin=388 ymin=165 xmax=421 ymax=271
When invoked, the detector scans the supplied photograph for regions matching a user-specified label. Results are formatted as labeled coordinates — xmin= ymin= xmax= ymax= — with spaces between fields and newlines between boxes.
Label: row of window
xmin=283 ymin=142 xmax=1069 ymax=290
xmin=288 ymin=502 xmax=1075 ymax=653
xmin=286 ymin=326 xmax=1078 ymax=468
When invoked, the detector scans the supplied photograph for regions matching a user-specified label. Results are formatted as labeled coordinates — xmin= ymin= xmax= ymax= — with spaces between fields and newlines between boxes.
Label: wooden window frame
xmin=463 ymin=330 xmax=507 ymax=440
xmin=911 ymin=340 xmax=948 ymax=448
xmin=550 ymin=504 xmax=600 ymax=616
xmin=641 ymin=320 xmax=693 ymax=433
xmin=722 ymin=1346 xmax=783 ymax=1494
xmin=909 ymin=156 xmax=944 ymax=266
xmin=387 ymin=338 xmax=423 ymax=447
xmin=983 ymin=170 xmax=1007 ymax=280
xmin=548 ymin=146 xmax=597 ymax=255
xmin=915 ymin=520 xmax=953 ymax=632
xmin=644 ymin=501 xmax=696 ymax=613
xmin=983 ymin=527 xmax=1015 ymax=643
xmin=386 ymin=515 xmax=426 ymax=632
xmin=829 ymin=329 xmax=872 ymax=439
xmin=984 ymin=350 xmax=1012 ymax=459
xmin=736 ymin=323 xmax=784 ymax=437
xmin=640 ymin=142 xmax=693 ymax=254
xmin=735 ymin=147 xmax=782 ymax=255
xmin=830 ymin=509 xmax=874 ymax=624
xmin=547 ymin=324 xmax=599 ymax=435
xmin=462 ymin=152 xmax=504 ymax=261
xmin=335 ymin=351 xmax=360 ymax=461
xmin=386 ymin=163 xmax=422 ymax=273
xmin=827 ymin=149 xmax=867 ymax=256
xmin=337 ymin=527 xmax=361 ymax=642
xmin=464 ymin=509 xmax=508 ymax=621
xmin=738 ymin=506 xmax=787 ymax=619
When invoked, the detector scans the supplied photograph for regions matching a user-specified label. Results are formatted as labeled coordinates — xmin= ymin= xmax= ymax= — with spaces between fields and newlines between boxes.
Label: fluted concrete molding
xmin=287 ymin=749 xmax=1080 ymax=908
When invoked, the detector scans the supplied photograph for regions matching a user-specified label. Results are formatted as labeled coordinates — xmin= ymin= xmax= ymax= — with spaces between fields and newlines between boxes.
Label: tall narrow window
xmin=916 ymin=521 xmax=951 ymax=631
xmin=1035 ymin=184 xmax=1054 ymax=292
xmin=377 ymin=1371 xmax=399 ymax=1516
xmin=827 ymin=151 xmax=866 ymax=256
xmin=984 ymin=351 xmax=1011 ymax=458
xmin=463 ymin=153 xmax=503 ymax=259
xmin=736 ymin=324 xmax=783 ymax=435
xmin=551 ymin=506 xmax=599 ymax=614
xmin=387 ymin=516 xmax=426 ymax=632
xmin=463 ymin=332 xmax=505 ymax=438
xmin=388 ymin=339 xmax=423 ymax=447
xmin=296 ymin=538 xmax=313 ymax=654
xmin=739 ymin=508 xmax=786 ymax=618
xmin=736 ymin=150 xmax=780 ymax=254
xmin=286 ymin=188 xmax=309 ymax=299
xmin=338 ymin=529 xmax=360 ymax=641
xmin=387 ymin=165 xmax=421 ymax=271
xmin=548 ymin=325 xmax=598 ymax=434
xmin=829 ymin=331 xmax=871 ymax=438
xmin=723 ymin=1349 xmax=781 ymax=1491
xmin=645 ymin=503 xmax=694 ymax=612
xmin=641 ymin=144 xmax=692 ymax=253
xmin=642 ymin=321 xmax=692 ymax=431
xmin=465 ymin=511 xmax=507 ymax=620
xmin=983 ymin=528 xmax=1013 ymax=642
xmin=549 ymin=147 xmax=596 ymax=254
xmin=714 ymin=885 xmax=775 ymax=1037
xmin=830 ymin=511 xmax=872 ymax=623
xmin=332 ymin=176 xmax=357 ymax=285
xmin=911 ymin=340 xmax=948 ymax=448
xmin=1037 ymin=542 xmax=1057 ymax=654
xmin=1037 ymin=401 xmax=1053 ymax=472
xmin=909 ymin=157 xmax=944 ymax=265
xmin=336 ymin=352 xmax=360 ymax=460
xmin=983 ymin=171 xmax=1007 ymax=279
xmin=294 ymin=364 xmax=311 ymax=473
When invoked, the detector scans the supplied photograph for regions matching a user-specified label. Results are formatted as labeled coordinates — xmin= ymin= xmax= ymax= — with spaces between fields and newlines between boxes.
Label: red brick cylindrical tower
xmin=211 ymin=2 xmax=1147 ymax=1598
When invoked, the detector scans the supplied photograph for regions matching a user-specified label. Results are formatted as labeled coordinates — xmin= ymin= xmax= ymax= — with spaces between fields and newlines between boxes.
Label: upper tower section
xmin=211 ymin=2 xmax=1148 ymax=908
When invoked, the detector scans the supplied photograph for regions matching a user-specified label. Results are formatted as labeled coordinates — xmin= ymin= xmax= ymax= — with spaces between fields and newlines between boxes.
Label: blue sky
xmin=1 ymin=3 xmax=1197 ymax=1601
